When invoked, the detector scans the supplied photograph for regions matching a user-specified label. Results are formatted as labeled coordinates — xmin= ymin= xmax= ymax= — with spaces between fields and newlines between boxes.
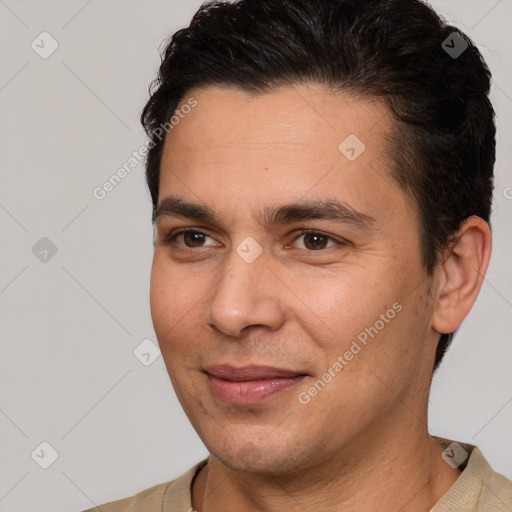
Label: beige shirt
xmin=83 ymin=437 xmax=512 ymax=511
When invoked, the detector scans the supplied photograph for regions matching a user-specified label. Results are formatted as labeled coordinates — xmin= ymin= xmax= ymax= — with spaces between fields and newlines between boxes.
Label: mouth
xmin=204 ymin=364 xmax=308 ymax=405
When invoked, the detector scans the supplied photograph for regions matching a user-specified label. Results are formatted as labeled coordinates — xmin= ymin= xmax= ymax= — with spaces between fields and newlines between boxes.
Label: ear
xmin=431 ymin=215 xmax=492 ymax=335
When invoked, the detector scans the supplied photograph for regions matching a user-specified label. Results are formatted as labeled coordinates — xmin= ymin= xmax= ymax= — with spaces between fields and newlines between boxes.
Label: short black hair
xmin=141 ymin=0 xmax=496 ymax=372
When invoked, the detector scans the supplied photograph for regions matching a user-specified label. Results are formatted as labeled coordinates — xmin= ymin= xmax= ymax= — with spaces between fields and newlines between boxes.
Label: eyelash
xmin=160 ymin=228 xmax=345 ymax=253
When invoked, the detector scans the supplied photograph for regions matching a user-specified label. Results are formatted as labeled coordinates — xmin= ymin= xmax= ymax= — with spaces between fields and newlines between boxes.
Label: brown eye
xmin=182 ymin=231 xmax=208 ymax=247
xmin=292 ymin=230 xmax=339 ymax=251
xmin=161 ymin=229 xmax=217 ymax=249
xmin=302 ymin=233 xmax=329 ymax=250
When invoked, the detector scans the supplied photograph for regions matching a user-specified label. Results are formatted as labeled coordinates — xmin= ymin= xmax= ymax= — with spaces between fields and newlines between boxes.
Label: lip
xmin=204 ymin=365 xmax=308 ymax=405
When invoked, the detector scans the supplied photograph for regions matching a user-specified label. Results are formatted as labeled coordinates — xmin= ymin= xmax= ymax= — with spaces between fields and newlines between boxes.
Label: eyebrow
xmin=153 ymin=195 xmax=377 ymax=231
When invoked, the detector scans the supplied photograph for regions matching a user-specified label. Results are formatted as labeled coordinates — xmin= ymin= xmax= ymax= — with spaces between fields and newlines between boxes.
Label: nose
xmin=207 ymin=245 xmax=285 ymax=338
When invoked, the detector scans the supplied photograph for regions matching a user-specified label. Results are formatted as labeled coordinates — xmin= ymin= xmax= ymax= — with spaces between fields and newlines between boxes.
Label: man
xmin=85 ymin=0 xmax=511 ymax=510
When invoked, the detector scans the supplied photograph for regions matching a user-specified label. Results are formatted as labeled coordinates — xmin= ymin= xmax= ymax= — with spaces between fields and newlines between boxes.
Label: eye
xmin=160 ymin=229 xmax=217 ymax=249
xmin=158 ymin=228 xmax=345 ymax=253
xmin=290 ymin=230 xmax=341 ymax=251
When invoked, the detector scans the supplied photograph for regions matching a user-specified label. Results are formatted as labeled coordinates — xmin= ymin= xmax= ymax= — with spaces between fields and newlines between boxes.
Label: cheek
xmin=298 ymin=264 xmax=422 ymax=394
xmin=289 ymin=268 xmax=393 ymax=352
xmin=149 ymin=255 xmax=203 ymax=355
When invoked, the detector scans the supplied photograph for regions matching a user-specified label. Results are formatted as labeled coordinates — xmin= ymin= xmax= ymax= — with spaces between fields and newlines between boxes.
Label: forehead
xmin=158 ymin=83 xmax=408 ymax=227
xmin=165 ymin=83 xmax=390 ymax=157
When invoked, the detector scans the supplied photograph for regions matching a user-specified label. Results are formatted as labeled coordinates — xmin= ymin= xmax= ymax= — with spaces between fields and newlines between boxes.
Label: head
xmin=143 ymin=0 xmax=494 ymax=473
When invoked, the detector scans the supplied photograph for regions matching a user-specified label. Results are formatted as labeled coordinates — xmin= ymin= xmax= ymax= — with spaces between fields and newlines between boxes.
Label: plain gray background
xmin=0 ymin=1 xmax=511 ymax=510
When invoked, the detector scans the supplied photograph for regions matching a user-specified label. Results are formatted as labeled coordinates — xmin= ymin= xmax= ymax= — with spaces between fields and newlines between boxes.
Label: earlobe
xmin=431 ymin=216 xmax=492 ymax=335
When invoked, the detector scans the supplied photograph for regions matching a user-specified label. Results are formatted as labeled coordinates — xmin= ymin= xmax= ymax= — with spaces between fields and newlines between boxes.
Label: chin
xmin=218 ymin=454 xmax=280 ymax=475
xmin=209 ymin=438 xmax=309 ymax=477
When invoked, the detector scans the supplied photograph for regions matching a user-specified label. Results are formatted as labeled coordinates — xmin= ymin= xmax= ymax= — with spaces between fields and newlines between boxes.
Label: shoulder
xmin=477 ymin=450 xmax=512 ymax=511
xmin=80 ymin=457 xmax=209 ymax=512
xmin=432 ymin=437 xmax=512 ymax=511
xmin=81 ymin=480 xmax=173 ymax=512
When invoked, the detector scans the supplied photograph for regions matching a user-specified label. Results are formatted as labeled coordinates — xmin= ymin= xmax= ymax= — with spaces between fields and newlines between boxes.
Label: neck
xmin=191 ymin=426 xmax=461 ymax=512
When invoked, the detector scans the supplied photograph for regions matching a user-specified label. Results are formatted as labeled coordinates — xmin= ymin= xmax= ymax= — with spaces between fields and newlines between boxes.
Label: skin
xmin=150 ymin=83 xmax=492 ymax=512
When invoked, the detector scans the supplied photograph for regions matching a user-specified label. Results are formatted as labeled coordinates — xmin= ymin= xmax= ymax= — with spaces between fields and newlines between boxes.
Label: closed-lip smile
xmin=203 ymin=364 xmax=308 ymax=405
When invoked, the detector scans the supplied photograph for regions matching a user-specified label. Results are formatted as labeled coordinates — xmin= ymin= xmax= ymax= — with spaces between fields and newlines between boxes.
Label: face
xmin=150 ymin=83 xmax=439 ymax=475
